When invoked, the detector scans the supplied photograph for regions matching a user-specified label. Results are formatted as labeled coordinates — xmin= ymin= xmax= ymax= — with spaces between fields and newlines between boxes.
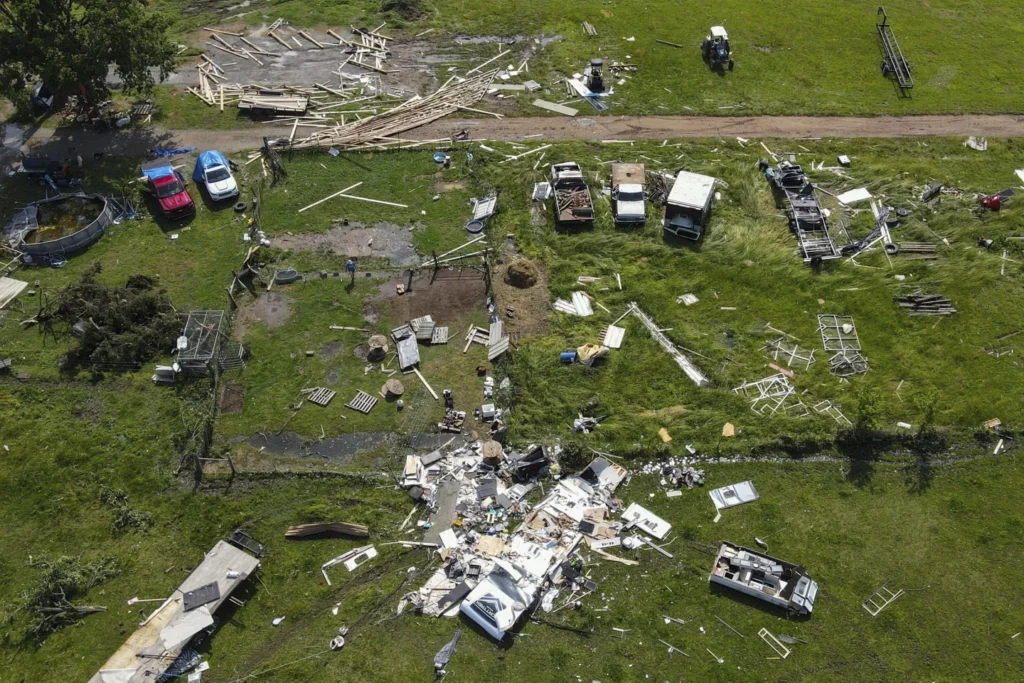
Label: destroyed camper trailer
xmin=663 ymin=170 xmax=717 ymax=240
xmin=710 ymin=542 xmax=818 ymax=616
xmin=761 ymin=160 xmax=841 ymax=262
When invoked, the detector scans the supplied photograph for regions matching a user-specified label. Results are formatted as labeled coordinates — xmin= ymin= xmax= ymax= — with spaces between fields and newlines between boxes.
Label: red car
xmin=143 ymin=166 xmax=196 ymax=219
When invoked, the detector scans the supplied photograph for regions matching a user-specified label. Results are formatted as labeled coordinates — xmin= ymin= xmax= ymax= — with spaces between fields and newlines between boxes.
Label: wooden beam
xmin=203 ymin=26 xmax=243 ymax=36
xmin=413 ymin=367 xmax=438 ymax=400
xmin=297 ymin=182 xmax=363 ymax=213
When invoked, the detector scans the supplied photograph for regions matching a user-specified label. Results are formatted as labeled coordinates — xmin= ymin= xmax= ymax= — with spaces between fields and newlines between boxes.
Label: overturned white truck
xmin=710 ymin=542 xmax=818 ymax=616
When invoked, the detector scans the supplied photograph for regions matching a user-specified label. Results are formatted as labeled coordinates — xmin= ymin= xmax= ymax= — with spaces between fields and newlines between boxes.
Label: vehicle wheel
xmin=728 ymin=59 xmax=735 ymax=70
xmin=234 ymin=201 xmax=246 ymax=212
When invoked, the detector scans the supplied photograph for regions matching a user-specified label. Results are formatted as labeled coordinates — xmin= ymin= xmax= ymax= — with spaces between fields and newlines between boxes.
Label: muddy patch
xmin=374 ymin=269 xmax=488 ymax=324
xmin=319 ymin=341 xmax=344 ymax=360
xmin=273 ymin=222 xmax=420 ymax=267
xmin=220 ymin=381 xmax=245 ymax=414
xmin=245 ymin=431 xmax=390 ymax=464
xmin=493 ymin=257 xmax=551 ymax=335
xmin=453 ymin=34 xmax=561 ymax=48
xmin=233 ymin=292 xmax=293 ymax=340
xmin=352 ymin=344 xmax=370 ymax=361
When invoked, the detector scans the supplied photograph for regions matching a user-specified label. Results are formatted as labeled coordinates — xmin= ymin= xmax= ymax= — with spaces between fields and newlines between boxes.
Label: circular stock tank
xmin=13 ymin=193 xmax=113 ymax=259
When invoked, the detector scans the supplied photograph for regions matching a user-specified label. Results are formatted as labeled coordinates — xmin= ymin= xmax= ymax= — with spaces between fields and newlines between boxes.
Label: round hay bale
xmin=504 ymin=258 xmax=538 ymax=289
xmin=383 ymin=379 xmax=405 ymax=396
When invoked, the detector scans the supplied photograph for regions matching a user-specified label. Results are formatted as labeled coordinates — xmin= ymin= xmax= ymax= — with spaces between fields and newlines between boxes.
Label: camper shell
xmin=710 ymin=542 xmax=818 ymax=616
xmin=611 ymin=163 xmax=646 ymax=224
xmin=663 ymin=170 xmax=717 ymax=240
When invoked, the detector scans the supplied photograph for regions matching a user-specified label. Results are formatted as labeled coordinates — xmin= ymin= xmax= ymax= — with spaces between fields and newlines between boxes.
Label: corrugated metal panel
xmin=572 ymin=291 xmax=593 ymax=316
xmin=553 ymin=299 xmax=577 ymax=314
xmin=397 ymin=334 xmax=420 ymax=369
xmin=488 ymin=336 xmax=510 ymax=361
xmin=488 ymin=320 xmax=504 ymax=346
xmin=603 ymin=324 xmax=625 ymax=349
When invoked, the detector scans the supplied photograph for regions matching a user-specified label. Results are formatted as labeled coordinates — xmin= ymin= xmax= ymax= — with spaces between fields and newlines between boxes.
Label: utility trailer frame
xmin=877 ymin=7 xmax=913 ymax=90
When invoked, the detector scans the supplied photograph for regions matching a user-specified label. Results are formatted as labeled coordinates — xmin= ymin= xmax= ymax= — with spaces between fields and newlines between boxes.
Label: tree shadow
xmin=902 ymin=429 xmax=946 ymax=494
xmin=836 ymin=429 xmax=884 ymax=488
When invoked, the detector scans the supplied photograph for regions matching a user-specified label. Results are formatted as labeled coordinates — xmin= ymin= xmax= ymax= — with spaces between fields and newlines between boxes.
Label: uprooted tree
xmin=13 ymin=555 xmax=118 ymax=640
xmin=0 ymin=0 xmax=176 ymax=106
xmin=29 ymin=263 xmax=180 ymax=372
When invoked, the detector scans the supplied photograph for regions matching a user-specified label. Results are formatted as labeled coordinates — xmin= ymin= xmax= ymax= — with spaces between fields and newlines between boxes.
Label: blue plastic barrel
xmin=560 ymin=351 xmax=577 ymax=363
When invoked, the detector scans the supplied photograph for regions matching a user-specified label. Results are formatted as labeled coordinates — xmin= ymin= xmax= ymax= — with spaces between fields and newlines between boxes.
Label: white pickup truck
xmin=193 ymin=150 xmax=239 ymax=202
xmin=611 ymin=163 xmax=646 ymax=225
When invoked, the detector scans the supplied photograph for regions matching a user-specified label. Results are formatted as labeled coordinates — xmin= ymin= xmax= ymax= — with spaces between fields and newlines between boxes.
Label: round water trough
xmin=8 ymin=193 xmax=113 ymax=260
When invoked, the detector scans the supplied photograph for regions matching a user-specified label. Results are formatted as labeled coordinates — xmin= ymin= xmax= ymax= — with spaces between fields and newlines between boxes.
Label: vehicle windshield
xmin=206 ymin=166 xmax=231 ymax=182
xmin=618 ymin=191 xmax=644 ymax=202
xmin=155 ymin=178 xmax=185 ymax=198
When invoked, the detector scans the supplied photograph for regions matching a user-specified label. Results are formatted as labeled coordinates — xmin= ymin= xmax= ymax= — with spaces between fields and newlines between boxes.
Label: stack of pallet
xmin=894 ymin=293 xmax=956 ymax=316
xmin=287 ymin=69 xmax=498 ymax=151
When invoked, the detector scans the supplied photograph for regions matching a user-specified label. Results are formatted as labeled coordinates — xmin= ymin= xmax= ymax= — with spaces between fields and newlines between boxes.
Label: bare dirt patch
xmin=219 ymin=380 xmax=245 ymax=414
xmin=233 ymin=292 xmax=293 ymax=340
xmin=273 ymin=221 xmax=420 ymax=267
xmin=374 ymin=269 xmax=487 ymax=325
xmin=435 ymin=180 xmax=467 ymax=193
xmin=493 ymin=256 xmax=550 ymax=335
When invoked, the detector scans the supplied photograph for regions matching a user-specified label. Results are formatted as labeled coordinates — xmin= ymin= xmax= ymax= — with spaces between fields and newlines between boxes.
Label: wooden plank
xmin=285 ymin=522 xmax=369 ymax=538
xmin=466 ymin=48 xmax=510 ymax=75
xmin=532 ymin=99 xmax=578 ymax=117
xmin=413 ymin=367 xmax=439 ymax=400
xmin=204 ymin=26 xmax=243 ymax=36
xmin=268 ymin=30 xmax=292 ymax=50
xmin=298 ymin=182 xmax=363 ymax=212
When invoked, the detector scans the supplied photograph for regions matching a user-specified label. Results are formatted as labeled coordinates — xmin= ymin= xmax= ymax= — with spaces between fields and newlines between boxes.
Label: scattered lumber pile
xmin=191 ymin=21 xmax=400 ymax=111
xmin=286 ymin=69 xmax=498 ymax=151
xmin=285 ymin=522 xmax=370 ymax=538
xmin=894 ymin=293 xmax=956 ymax=316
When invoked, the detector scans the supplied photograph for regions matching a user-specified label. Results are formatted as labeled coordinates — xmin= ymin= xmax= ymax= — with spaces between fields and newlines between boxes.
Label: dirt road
xmin=7 ymin=114 xmax=1023 ymax=161
xmin=417 ymin=114 xmax=1024 ymax=142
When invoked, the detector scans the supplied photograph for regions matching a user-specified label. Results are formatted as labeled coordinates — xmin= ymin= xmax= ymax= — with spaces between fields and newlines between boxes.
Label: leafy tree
xmin=855 ymin=384 xmax=883 ymax=433
xmin=0 ymin=0 xmax=176 ymax=103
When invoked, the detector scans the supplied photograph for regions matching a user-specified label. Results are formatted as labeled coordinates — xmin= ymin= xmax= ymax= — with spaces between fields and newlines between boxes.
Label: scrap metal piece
xmin=759 ymin=627 xmax=791 ymax=658
xmin=862 ymin=580 xmax=905 ymax=616
xmin=627 ymin=302 xmax=709 ymax=387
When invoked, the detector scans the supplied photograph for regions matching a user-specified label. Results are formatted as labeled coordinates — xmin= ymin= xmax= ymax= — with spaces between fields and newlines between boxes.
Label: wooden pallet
xmin=307 ymin=387 xmax=337 ymax=407
xmin=431 ymin=326 xmax=449 ymax=344
xmin=345 ymin=390 xmax=378 ymax=414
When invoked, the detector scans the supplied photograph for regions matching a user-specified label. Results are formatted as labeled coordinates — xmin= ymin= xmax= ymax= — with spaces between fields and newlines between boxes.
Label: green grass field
xmin=144 ymin=0 xmax=1024 ymax=118
xmin=1 ymin=136 xmax=1022 ymax=680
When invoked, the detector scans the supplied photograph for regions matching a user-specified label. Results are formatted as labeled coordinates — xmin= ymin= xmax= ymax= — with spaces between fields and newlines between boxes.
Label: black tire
xmin=728 ymin=59 xmax=735 ymax=70
xmin=234 ymin=201 xmax=246 ymax=212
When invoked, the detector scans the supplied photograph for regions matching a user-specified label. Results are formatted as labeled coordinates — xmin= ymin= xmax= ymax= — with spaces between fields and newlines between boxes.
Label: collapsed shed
xmin=89 ymin=538 xmax=262 ymax=683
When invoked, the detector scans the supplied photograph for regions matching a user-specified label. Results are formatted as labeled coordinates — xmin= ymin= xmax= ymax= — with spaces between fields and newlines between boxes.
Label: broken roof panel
xmin=709 ymin=480 xmax=760 ymax=510
xmin=622 ymin=502 xmax=672 ymax=539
